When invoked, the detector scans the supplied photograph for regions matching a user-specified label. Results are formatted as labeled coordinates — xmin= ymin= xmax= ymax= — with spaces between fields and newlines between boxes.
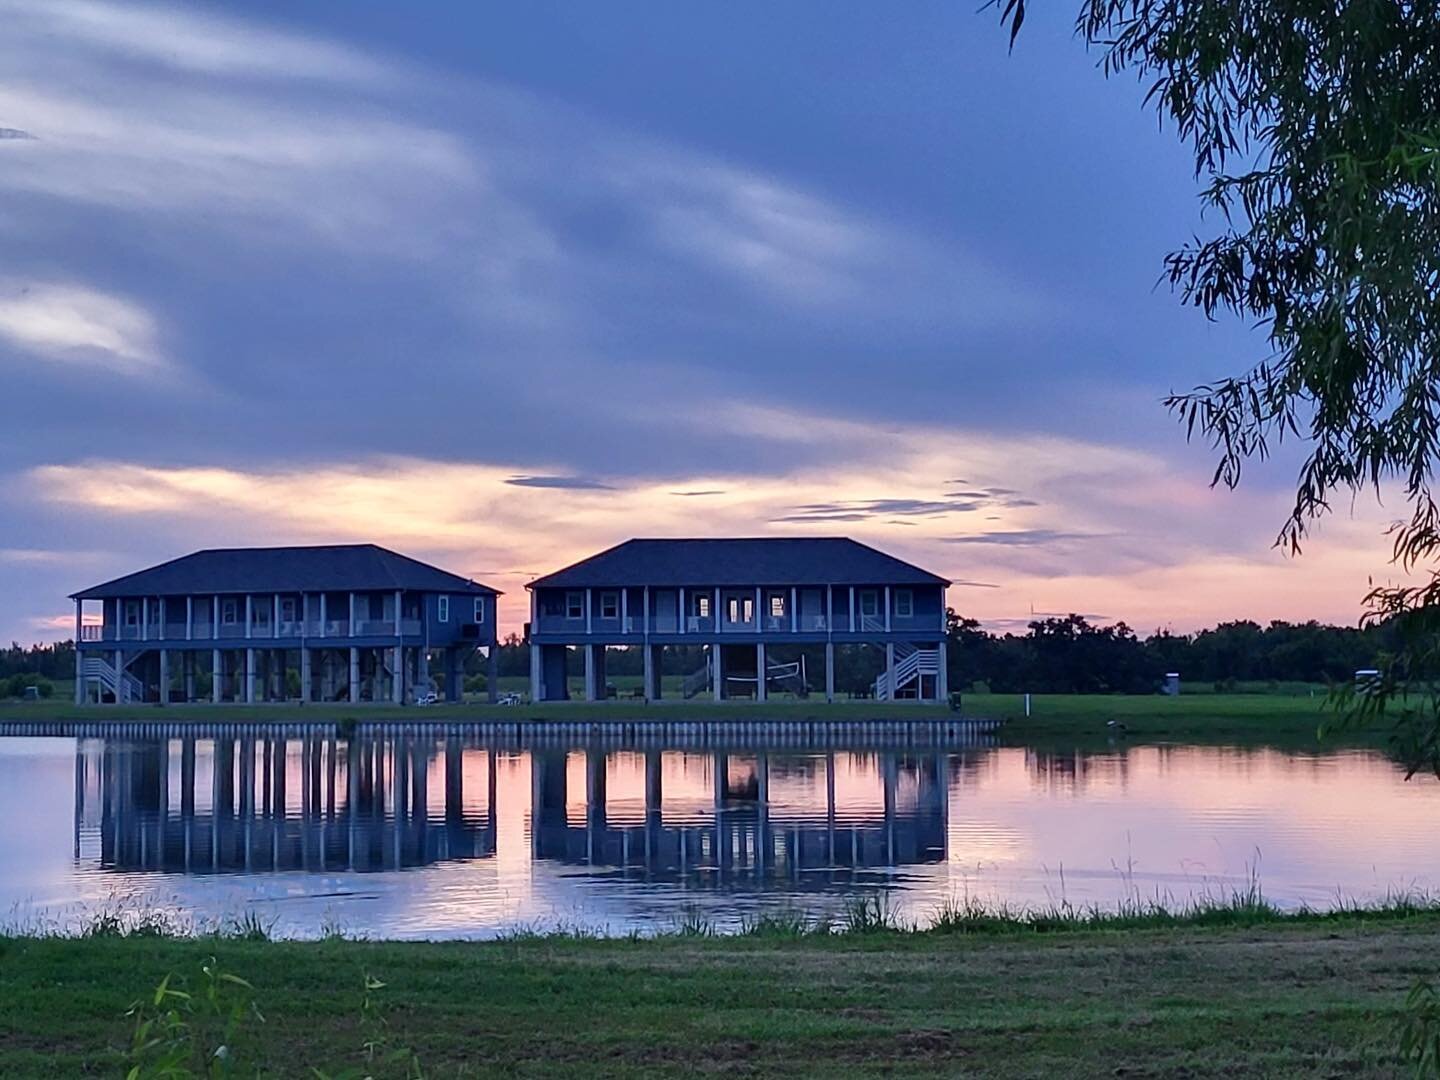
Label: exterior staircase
xmin=872 ymin=641 xmax=940 ymax=701
xmin=83 ymin=657 xmax=145 ymax=703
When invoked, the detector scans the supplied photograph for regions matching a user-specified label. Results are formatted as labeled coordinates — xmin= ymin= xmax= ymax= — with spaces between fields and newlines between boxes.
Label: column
xmin=349 ymin=592 xmax=356 ymax=637
xmin=245 ymin=647 xmax=256 ymax=703
xmin=711 ymin=643 xmax=723 ymax=702
xmin=186 ymin=596 xmax=193 ymax=641
xmin=184 ymin=651 xmax=195 ymax=702
xmin=848 ymin=587 xmax=856 ymax=631
xmin=73 ymin=600 xmax=84 ymax=705
xmin=158 ymin=650 xmax=169 ymax=707
xmin=585 ymin=588 xmax=592 ymax=635
xmin=825 ymin=641 xmax=835 ymax=703
xmin=349 ymin=646 xmax=360 ymax=703
xmin=755 ymin=641 xmax=767 ymax=703
xmin=486 ymin=645 xmax=499 ymax=704
xmin=142 ymin=597 xmax=149 ymax=642
xmin=678 ymin=587 xmax=685 ymax=635
xmin=790 ymin=587 xmax=798 ymax=633
xmin=319 ymin=593 xmax=327 ymax=639
xmin=643 ymin=643 xmax=654 ymax=703
xmin=212 ymin=649 xmax=222 ymax=703
xmin=114 ymin=648 xmax=124 ymax=704
xmin=584 ymin=643 xmax=597 ymax=702
xmin=245 ymin=595 xmax=253 ymax=640
xmin=885 ymin=642 xmax=895 ymax=700
xmin=529 ymin=643 xmax=542 ymax=703
xmin=301 ymin=648 xmax=312 ymax=703
xmin=884 ymin=586 xmax=892 ymax=632
xmin=937 ymin=641 xmax=949 ymax=702
xmin=392 ymin=646 xmax=404 ymax=704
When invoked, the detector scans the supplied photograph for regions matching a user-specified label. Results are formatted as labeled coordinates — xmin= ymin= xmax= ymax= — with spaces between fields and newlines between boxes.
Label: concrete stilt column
xmin=643 ymin=644 xmax=654 ymax=703
xmin=712 ymin=644 xmax=723 ymax=702
xmin=486 ymin=645 xmax=499 ymax=704
xmin=825 ymin=642 xmax=835 ymax=703
xmin=885 ymin=642 xmax=896 ymax=701
xmin=529 ymin=643 xmax=542 ymax=703
xmin=755 ymin=642 xmax=767 ymax=702
xmin=74 ymin=601 xmax=84 ymax=705
xmin=245 ymin=648 xmax=256 ymax=703
xmin=349 ymin=647 xmax=360 ymax=703
xmin=212 ymin=649 xmax=222 ymax=703
xmin=584 ymin=644 xmax=597 ymax=702
xmin=158 ymin=649 xmax=169 ymax=706
xmin=301 ymin=648 xmax=312 ymax=703
xmin=184 ymin=651 xmax=195 ymax=702
xmin=392 ymin=646 xmax=404 ymax=704
xmin=937 ymin=641 xmax=949 ymax=703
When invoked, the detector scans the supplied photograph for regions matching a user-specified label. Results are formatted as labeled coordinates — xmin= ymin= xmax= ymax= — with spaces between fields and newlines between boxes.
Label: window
xmin=726 ymin=597 xmax=754 ymax=623
xmin=222 ymin=599 xmax=237 ymax=625
xmin=895 ymin=589 xmax=914 ymax=618
xmin=600 ymin=592 xmax=619 ymax=619
xmin=770 ymin=594 xmax=786 ymax=619
xmin=859 ymin=590 xmax=879 ymax=618
xmin=255 ymin=601 xmax=270 ymax=625
xmin=281 ymin=598 xmax=296 ymax=622
xmin=438 ymin=596 xmax=450 ymax=623
xmin=474 ymin=597 xmax=485 ymax=623
xmin=125 ymin=601 xmax=139 ymax=626
xmin=693 ymin=594 xmax=710 ymax=618
xmin=566 ymin=592 xmax=584 ymax=619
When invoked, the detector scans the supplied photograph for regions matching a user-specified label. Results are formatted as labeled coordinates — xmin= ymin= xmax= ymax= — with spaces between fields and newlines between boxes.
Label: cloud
xmin=0 ymin=128 xmax=34 ymax=140
xmin=0 ymin=282 xmax=164 ymax=375
xmin=505 ymin=475 xmax=616 ymax=491
xmin=944 ymin=529 xmax=1097 ymax=547
xmin=670 ymin=490 xmax=726 ymax=497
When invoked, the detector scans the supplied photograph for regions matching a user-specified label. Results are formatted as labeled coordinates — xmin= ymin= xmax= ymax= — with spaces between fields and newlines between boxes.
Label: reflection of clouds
xmin=8 ymin=738 xmax=1440 ymax=937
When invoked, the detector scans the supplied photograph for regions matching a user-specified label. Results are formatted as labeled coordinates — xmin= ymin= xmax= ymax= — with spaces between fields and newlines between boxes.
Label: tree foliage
xmin=946 ymin=610 xmax=1388 ymax=693
xmin=999 ymin=0 xmax=1440 ymax=771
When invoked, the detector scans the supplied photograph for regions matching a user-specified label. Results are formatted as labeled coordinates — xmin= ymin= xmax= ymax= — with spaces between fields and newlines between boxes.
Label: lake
xmin=2 ymin=722 xmax=1436 ymax=939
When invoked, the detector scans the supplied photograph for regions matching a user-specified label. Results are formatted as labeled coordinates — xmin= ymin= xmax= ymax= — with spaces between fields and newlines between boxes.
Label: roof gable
xmin=72 ymin=544 xmax=500 ymax=599
xmin=528 ymin=538 xmax=949 ymax=589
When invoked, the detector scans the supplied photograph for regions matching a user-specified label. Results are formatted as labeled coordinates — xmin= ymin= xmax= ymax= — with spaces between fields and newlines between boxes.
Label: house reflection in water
xmin=74 ymin=732 xmax=956 ymax=884
xmin=76 ymin=735 xmax=498 ymax=873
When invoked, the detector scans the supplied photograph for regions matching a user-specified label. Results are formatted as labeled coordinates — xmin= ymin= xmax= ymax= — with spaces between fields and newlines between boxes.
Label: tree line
xmin=947 ymin=613 xmax=1395 ymax=695
xmin=2 ymin=615 xmax=1396 ymax=700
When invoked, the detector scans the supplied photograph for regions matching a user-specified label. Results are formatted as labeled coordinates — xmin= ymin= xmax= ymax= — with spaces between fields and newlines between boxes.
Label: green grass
xmin=3 ymin=685 xmax=1400 ymax=754
xmin=4 ymin=904 xmax=1439 ymax=1077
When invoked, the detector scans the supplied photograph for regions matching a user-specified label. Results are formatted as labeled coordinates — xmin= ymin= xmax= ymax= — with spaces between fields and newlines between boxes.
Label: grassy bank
xmin=3 ymin=904 xmax=1438 ymax=1077
xmin=0 ymin=689 xmax=1377 ymax=752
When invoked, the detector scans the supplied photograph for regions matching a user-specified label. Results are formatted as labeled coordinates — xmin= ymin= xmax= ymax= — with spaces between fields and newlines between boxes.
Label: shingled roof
xmin=528 ymin=538 xmax=949 ymax=589
xmin=71 ymin=545 xmax=499 ymax=599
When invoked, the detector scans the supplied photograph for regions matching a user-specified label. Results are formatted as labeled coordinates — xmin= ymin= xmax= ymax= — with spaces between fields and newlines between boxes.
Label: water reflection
xmin=76 ymin=735 xmax=952 ymax=886
xmin=6 ymin=727 xmax=1432 ymax=938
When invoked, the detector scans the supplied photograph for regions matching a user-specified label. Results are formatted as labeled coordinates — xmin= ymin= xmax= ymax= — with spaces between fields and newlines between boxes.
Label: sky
xmin=0 ymin=0 xmax=1411 ymax=643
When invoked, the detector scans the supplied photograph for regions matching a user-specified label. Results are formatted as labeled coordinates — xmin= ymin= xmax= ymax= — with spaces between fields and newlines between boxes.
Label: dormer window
xmin=566 ymin=592 xmax=584 ymax=619
xmin=600 ymin=592 xmax=619 ymax=619
xmin=474 ymin=597 xmax=485 ymax=623
xmin=895 ymin=589 xmax=914 ymax=618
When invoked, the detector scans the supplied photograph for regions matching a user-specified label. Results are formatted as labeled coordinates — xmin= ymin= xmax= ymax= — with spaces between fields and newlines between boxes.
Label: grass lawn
xmin=0 ymin=688 xmax=1388 ymax=754
xmin=2 ymin=913 xmax=1437 ymax=1077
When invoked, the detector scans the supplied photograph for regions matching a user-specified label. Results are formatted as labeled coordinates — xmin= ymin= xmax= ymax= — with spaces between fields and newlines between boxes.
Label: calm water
xmin=1 ymin=726 xmax=1437 ymax=939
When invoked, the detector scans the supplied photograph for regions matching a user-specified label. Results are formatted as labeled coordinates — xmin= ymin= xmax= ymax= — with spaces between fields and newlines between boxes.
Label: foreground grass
xmin=3 ymin=906 xmax=1439 ymax=1077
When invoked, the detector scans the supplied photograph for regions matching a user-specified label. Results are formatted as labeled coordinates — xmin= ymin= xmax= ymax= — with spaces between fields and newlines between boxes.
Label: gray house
xmin=525 ymin=537 xmax=950 ymax=703
xmin=71 ymin=544 xmax=500 ymax=706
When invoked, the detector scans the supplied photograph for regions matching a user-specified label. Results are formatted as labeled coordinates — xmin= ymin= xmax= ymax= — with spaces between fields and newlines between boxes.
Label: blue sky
xmin=0 ymin=0 xmax=1402 ymax=641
